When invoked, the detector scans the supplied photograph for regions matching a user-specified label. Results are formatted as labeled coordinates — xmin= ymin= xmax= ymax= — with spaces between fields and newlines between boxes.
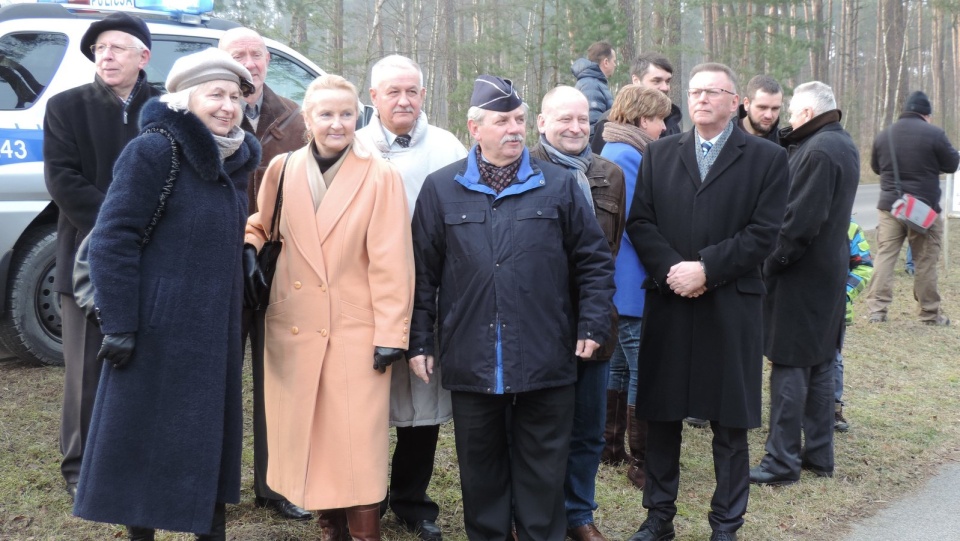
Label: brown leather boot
xmin=318 ymin=509 xmax=350 ymax=541
xmin=626 ymin=405 xmax=647 ymax=489
xmin=601 ymin=390 xmax=632 ymax=464
xmin=345 ymin=503 xmax=381 ymax=541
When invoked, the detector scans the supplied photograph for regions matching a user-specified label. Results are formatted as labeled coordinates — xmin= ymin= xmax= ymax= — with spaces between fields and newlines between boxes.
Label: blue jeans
xmin=608 ymin=316 xmax=641 ymax=405
xmin=564 ymin=359 xmax=609 ymax=527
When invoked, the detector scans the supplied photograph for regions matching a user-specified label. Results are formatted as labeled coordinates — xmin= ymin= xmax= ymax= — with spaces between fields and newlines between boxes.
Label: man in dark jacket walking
xmin=409 ymin=75 xmax=615 ymax=541
xmin=749 ymin=81 xmax=859 ymax=487
xmin=737 ymin=74 xmax=782 ymax=144
xmin=591 ymin=52 xmax=682 ymax=154
xmin=530 ymin=85 xmax=625 ymax=541
xmin=865 ymin=91 xmax=959 ymax=326
xmin=625 ymin=63 xmax=788 ymax=541
xmin=42 ymin=12 xmax=161 ymax=501
xmin=218 ymin=27 xmax=311 ymax=521
xmin=572 ymin=41 xmax=616 ymax=138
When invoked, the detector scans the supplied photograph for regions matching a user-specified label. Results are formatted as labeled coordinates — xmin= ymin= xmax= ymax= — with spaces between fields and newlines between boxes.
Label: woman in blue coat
xmin=74 ymin=49 xmax=260 ymax=540
xmin=599 ymin=85 xmax=672 ymax=489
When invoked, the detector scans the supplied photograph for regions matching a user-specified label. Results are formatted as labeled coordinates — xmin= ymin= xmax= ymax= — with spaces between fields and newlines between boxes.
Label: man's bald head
xmin=538 ymin=85 xmax=591 ymax=155
xmin=218 ymin=27 xmax=269 ymax=101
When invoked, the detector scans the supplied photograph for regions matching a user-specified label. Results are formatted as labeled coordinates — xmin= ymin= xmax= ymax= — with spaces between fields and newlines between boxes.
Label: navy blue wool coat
xmin=74 ymin=99 xmax=260 ymax=534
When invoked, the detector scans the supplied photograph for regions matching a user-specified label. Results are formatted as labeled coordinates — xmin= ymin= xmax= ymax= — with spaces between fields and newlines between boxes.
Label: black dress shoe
xmin=399 ymin=518 xmax=443 ymax=541
xmin=710 ymin=530 xmax=737 ymax=541
xmin=800 ymin=459 xmax=834 ymax=478
xmin=627 ymin=514 xmax=675 ymax=541
xmin=254 ymin=496 xmax=313 ymax=520
xmin=749 ymin=465 xmax=798 ymax=486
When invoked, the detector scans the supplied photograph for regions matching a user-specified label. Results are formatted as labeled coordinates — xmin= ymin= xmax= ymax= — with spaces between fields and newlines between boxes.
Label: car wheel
xmin=0 ymin=223 xmax=63 ymax=366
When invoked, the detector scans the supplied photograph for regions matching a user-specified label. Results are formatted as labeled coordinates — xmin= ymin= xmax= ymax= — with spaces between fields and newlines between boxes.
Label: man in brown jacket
xmin=531 ymin=85 xmax=625 ymax=541
xmin=218 ymin=27 xmax=310 ymax=521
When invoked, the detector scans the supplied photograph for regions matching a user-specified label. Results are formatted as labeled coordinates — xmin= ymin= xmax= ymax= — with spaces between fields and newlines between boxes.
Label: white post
xmin=945 ymin=171 xmax=957 ymax=274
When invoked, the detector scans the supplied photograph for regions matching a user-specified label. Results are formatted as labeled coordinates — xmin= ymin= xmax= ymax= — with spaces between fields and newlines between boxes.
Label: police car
xmin=0 ymin=0 xmax=339 ymax=365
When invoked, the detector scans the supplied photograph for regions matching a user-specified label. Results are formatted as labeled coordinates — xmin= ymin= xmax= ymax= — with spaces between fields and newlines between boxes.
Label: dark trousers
xmin=388 ymin=425 xmax=441 ymax=523
xmin=760 ymin=359 xmax=835 ymax=477
xmin=451 ymin=386 xmax=575 ymax=541
xmin=59 ymin=293 xmax=104 ymax=485
xmin=643 ymin=420 xmax=750 ymax=532
xmin=241 ymin=307 xmax=281 ymax=500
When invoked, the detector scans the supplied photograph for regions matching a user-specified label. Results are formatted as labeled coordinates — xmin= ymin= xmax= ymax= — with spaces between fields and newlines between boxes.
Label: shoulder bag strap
xmin=886 ymin=123 xmax=904 ymax=197
xmin=268 ymin=151 xmax=293 ymax=242
xmin=138 ymin=126 xmax=180 ymax=249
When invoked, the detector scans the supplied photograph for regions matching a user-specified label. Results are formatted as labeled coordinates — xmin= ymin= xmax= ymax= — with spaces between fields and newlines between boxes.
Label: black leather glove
xmin=243 ymin=243 xmax=266 ymax=308
xmin=97 ymin=333 xmax=136 ymax=369
xmin=373 ymin=346 xmax=406 ymax=373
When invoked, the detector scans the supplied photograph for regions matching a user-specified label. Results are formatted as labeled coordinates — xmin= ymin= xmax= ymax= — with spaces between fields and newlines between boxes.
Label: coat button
xmin=291 ymin=326 xmax=299 ymax=335
xmin=403 ymin=317 xmax=410 ymax=324
xmin=401 ymin=336 xmax=407 ymax=343
xmin=536 ymin=210 xmax=542 ymax=216
xmin=320 ymin=328 xmax=328 ymax=337
xmin=403 ymin=327 xmax=409 ymax=333
xmin=294 ymin=281 xmax=302 ymax=289
xmin=320 ymin=283 xmax=327 ymax=292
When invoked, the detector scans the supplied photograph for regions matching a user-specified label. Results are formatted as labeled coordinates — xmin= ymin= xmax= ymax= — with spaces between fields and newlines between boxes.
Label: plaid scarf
xmin=477 ymin=146 xmax=521 ymax=194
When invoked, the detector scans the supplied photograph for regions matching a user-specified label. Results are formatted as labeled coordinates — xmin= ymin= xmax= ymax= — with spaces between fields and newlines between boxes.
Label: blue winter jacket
xmin=601 ymin=141 xmax=647 ymax=317
xmin=410 ymin=147 xmax=616 ymax=394
xmin=572 ymin=58 xmax=614 ymax=135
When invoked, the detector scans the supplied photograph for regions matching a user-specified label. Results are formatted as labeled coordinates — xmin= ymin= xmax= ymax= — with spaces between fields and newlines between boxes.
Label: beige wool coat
xmin=245 ymin=143 xmax=415 ymax=510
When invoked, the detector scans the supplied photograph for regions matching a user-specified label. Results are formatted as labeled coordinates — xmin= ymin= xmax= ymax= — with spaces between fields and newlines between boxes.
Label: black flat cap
xmin=80 ymin=12 xmax=152 ymax=62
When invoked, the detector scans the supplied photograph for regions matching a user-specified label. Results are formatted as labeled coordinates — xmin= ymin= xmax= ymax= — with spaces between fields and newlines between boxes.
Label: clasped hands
xmin=667 ymin=261 xmax=707 ymax=298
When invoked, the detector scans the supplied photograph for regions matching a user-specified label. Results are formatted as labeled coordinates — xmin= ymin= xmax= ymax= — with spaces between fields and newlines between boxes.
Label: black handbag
xmin=72 ymin=127 xmax=180 ymax=322
xmin=251 ymin=151 xmax=291 ymax=309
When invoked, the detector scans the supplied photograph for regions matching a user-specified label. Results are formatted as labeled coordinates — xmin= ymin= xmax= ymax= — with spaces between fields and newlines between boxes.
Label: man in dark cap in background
xmin=408 ymin=75 xmax=615 ymax=540
xmin=865 ymin=90 xmax=959 ymax=326
xmin=43 ymin=11 xmax=161 ymax=501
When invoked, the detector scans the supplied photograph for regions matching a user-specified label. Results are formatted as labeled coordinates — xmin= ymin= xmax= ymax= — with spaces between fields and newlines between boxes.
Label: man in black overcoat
xmin=750 ymin=82 xmax=859 ymax=486
xmin=625 ymin=63 xmax=788 ymax=541
xmin=42 ymin=12 xmax=160 ymax=500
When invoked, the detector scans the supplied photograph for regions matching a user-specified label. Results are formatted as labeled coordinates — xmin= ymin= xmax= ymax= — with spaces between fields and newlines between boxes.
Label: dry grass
xmin=1 ymin=220 xmax=959 ymax=540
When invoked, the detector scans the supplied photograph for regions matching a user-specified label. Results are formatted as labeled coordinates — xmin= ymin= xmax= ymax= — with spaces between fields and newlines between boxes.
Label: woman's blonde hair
xmin=301 ymin=74 xmax=370 ymax=157
xmin=609 ymin=85 xmax=672 ymax=126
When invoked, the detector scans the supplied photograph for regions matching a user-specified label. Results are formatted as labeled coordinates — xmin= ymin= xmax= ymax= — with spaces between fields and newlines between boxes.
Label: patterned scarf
xmin=477 ymin=146 xmax=521 ymax=194
xmin=538 ymin=135 xmax=594 ymax=211
xmin=695 ymin=119 xmax=735 ymax=181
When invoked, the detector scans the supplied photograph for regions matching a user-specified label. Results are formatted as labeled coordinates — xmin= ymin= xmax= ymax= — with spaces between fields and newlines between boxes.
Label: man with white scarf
xmin=355 ymin=54 xmax=466 ymax=541
xmin=529 ymin=85 xmax=626 ymax=541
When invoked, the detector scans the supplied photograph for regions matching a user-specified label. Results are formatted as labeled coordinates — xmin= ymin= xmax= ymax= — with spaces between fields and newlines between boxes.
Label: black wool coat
xmin=43 ymin=72 xmax=162 ymax=293
xmin=626 ymin=125 xmax=789 ymax=429
xmin=74 ymin=99 xmax=260 ymax=534
xmin=763 ymin=112 xmax=859 ymax=367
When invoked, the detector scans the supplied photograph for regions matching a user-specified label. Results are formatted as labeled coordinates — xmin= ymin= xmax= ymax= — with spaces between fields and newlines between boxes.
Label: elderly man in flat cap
xmin=409 ymin=75 xmax=615 ymax=541
xmin=43 ymin=11 xmax=161 ymax=501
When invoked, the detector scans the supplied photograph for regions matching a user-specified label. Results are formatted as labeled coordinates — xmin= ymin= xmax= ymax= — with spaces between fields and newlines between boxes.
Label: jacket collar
xmin=363 ymin=110 xmax=429 ymax=153
xmin=778 ymin=109 xmax=842 ymax=147
xmin=455 ymin=146 xmax=544 ymax=199
xmin=677 ymin=121 xmax=746 ymax=190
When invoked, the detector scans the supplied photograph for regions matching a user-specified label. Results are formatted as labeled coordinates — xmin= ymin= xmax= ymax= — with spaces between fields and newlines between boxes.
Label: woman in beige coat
xmin=245 ymin=74 xmax=414 ymax=541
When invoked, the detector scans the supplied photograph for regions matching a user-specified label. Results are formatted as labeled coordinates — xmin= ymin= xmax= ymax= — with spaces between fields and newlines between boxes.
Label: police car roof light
xmin=36 ymin=0 xmax=214 ymax=17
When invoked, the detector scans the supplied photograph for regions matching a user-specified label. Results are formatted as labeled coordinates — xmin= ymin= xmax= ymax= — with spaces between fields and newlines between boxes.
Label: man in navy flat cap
xmin=43 ymin=11 xmax=161 ymax=502
xmin=408 ymin=75 xmax=615 ymax=540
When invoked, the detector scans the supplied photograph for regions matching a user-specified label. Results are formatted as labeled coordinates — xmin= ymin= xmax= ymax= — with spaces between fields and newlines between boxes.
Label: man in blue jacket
xmin=572 ymin=41 xmax=617 ymax=138
xmin=409 ymin=75 xmax=615 ymax=541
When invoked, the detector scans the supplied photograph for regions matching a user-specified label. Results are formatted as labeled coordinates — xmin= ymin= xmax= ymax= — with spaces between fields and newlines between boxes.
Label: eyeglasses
xmin=687 ymin=88 xmax=736 ymax=99
xmin=90 ymin=43 xmax=142 ymax=56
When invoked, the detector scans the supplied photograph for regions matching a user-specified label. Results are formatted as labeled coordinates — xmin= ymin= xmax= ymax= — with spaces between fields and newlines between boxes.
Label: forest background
xmin=216 ymin=0 xmax=960 ymax=161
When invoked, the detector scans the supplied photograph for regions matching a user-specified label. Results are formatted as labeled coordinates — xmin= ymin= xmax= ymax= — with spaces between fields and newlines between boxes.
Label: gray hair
xmin=791 ymin=81 xmax=836 ymax=116
xmin=466 ymin=102 xmax=529 ymax=125
xmin=370 ymin=55 xmax=423 ymax=88
xmin=689 ymin=62 xmax=739 ymax=95
xmin=159 ymin=86 xmax=196 ymax=112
